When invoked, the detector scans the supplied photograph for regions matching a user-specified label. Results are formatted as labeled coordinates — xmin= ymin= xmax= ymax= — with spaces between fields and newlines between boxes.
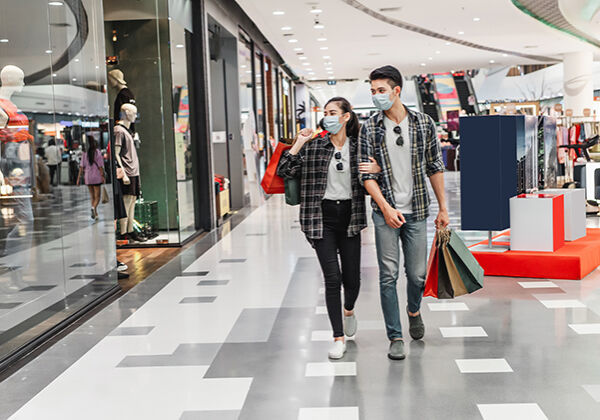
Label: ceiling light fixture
xmin=310 ymin=8 xmax=322 ymax=14
xmin=52 ymin=73 xmax=57 ymax=77
xmin=502 ymin=53 xmax=508 ymax=57
xmin=281 ymin=26 xmax=292 ymax=31
xmin=428 ymin=57 xmax=433 ymax=60
xmin=288 ymin=39 xmax=298 ymax=43
xmin=458 ymin=31 xmax=464 ymax=35
xmin=328 ymin=76 xmax=335 ymax=79
xmin=317 ymin=37 xmax=327 ymax=42
xmin=299 ymin=56 xmax=307 ymax=60
xmin=314 ymin=23 xmax=325 ymax=29
xmin=320 ymin=46 xmax=328 ymax=50
xmin=0 ymin=39 xmax=8 ymax=43
xmin=473 ymin=17 xmax=480 ymax=21
xmin=241 ymin=64 xmax=247 ymax=68
xmin=435 ymin=50 xmax=441 ymax=54
xmin=176 ymin=44 xmax=184 ymax=48
xmin=489 ymin=59 xmax=495 ymax=63
xmin=45 ymin=49 xmax=53 ymax=54
xmin=420 ymin=63 xmax=426 ymax=66
xmin=445 ymin=41 xmax=451 ymax=45
xmin=294 ymin=47 xmax=303 ymax=51
xmin=302 ymin=62 xmax=310 ymax=66
xmin=72 ymin=78 xmax=77 ymax=81
xmin=273 ymin=10 xmax=285 ymax=15
xmin=48 ymin=1 xmax=64 ymax=5
xmin=323 ymin=55 xmax=330 ymax=59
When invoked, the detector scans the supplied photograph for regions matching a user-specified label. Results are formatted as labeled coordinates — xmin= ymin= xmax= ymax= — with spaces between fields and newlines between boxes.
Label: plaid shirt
xmin=277 ymin=134 xmax=367 ymax=240
xmin=358 ymin=107 xmax=444 ymax=221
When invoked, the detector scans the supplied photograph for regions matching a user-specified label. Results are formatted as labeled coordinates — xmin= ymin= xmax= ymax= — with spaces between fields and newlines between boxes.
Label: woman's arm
xmin=277 ymin=128 xmax=313 ymax=179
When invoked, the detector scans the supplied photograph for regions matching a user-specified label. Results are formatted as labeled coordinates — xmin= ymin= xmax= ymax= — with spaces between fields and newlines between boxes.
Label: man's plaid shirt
xmin=358 ymin=107 xmax=444 ymax=220
xmin=277 ymin=134 xmax=367 ymax=241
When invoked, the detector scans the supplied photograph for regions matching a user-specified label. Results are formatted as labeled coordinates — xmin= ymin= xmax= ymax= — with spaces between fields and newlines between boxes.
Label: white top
xmin=45 ymin=145 xmax=62 ymax=165
xmin=323 ymin=140 xmax=352 ymax=200
xmin=384 ymin=115 xmax=413 ymax=214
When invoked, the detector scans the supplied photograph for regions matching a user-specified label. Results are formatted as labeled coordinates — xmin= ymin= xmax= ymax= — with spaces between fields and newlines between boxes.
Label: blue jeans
xmin=373 ymin=211 xmax=427 ymax=341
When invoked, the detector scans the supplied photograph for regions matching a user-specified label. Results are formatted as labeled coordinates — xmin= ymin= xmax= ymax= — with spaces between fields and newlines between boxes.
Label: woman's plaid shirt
xmin=358 ymin=107 xmax=444 ymax=220
xmin=277 ymin=134 xmax=367 ymax=240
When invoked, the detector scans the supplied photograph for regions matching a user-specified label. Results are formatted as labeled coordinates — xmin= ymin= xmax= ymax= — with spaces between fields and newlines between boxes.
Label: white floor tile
xmin=298 ymin=407 xmax=359 ymax=420
xmin=428 ymin=302 xmax=469 ymax=311
xmin=582 ymin=385 xmax=600 ymax=402
xmin=358 ymin=320 xmax=385 ymax=331
xmin=439 ymin=326 xmax=487 ymax=338
xmin=538 ymin=299 xmax=586 ymax=309
xmin=315 ymin=306 xmax=328 ymax=315
xmin=569 ymin=323 xmax=600 ymax=335
xmin=477 ymin=403 xmax=548 ymax=420
xmin=311 ymin=330 xmax=333 ymax=341
xmin=455 ymin=358 xmax=513 ymax=373
xmin=518 ymin=281 xmax=559 ymax=289
xmin=305 ymin=362 xmax=356 ymax=377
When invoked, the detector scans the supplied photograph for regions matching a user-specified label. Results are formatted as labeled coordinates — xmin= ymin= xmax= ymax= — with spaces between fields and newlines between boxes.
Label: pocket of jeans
xmin=372 ymin=211 xmax=387 ymax=227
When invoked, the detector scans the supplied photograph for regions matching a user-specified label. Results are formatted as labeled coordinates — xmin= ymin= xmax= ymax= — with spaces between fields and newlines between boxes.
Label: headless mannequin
xmin=0 ymin=65 xmax=25 ymax=127
xmin=115 ymin=104 xmax=138 ymax=236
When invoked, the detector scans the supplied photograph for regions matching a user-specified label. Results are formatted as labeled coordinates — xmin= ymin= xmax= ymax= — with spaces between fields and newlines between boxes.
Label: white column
xmin=563 ymin=51 xmax=594 ymax=115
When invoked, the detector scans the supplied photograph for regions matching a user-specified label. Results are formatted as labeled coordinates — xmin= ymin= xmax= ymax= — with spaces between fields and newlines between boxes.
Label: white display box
xmin=510 ymin=194 xmax=565 ymax=252
xmin=543 ymin=188 xmax=586 ymax=241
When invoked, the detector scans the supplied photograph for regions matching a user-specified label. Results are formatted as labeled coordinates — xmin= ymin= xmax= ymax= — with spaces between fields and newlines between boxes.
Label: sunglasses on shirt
xmin=334 ymin=151 xmax=343 ymax=172
xmin=394 ymin=125 xmax=404 ymax=147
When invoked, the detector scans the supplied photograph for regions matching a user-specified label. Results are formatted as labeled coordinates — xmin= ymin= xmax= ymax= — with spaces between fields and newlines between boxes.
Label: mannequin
xmin=108 ymin=69 xmax=138 ymax=142
xmin=114 ymin=103 xmax=145 ymax=242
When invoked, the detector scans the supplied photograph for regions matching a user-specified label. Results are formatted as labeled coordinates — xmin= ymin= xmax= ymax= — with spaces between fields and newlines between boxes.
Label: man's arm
xmin=364 ymin=179 xmax=405 ymax=229
xmin=424 ymin=117 xmax=449 ymax=228
xmin=429 ymin=172 xmax=449 ymax=228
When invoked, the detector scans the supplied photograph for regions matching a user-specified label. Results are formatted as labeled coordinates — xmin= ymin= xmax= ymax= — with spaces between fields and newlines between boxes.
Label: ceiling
xmin=235 ymin=0 xmax=600 ymax=104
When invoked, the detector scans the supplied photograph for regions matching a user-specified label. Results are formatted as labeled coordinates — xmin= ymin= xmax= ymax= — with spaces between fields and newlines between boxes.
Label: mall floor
xmin=2 ymin=173 xmax=600 ymax=420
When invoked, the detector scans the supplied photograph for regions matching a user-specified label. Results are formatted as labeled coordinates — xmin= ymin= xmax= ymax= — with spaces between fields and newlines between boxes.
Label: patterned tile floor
xmin=1 ymin=174 xmax=600 ymax=419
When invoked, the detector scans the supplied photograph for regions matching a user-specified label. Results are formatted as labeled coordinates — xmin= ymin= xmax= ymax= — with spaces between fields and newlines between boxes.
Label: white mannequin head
xmin=0 ymin=65 xmax=25 ymax=99
xmin=120 ymin=103 xmax=137 ymax=124
xmin=108 ymin=69 xmax=127 ymax=89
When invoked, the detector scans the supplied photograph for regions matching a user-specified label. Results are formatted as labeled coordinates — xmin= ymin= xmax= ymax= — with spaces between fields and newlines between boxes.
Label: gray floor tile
xmin=197 ymin=280 xmax=229 ymax=286
xmin=69 ymin=263 xmax=97 ymax=268
xmin=226 ymin=308 xmax=279 ymax=343
xmin=220 ymin=259 xmax=247 ymax=263
xmin=117 ymin=343 xmax=222 ymax=368
xmin=180 ymin=271 xmax=209 ymax=277
xmin=18 ymin=286 xmax=57 ymax=292
xmin=180 ymin=296 xmax=217 ymax=304
xmin=109 ymin=326 xmax=155 ymax=336
xmin=0 ymin=302 xmax=22 ymax=309
xmin=179 ymin=411 xmax=239 ymax=420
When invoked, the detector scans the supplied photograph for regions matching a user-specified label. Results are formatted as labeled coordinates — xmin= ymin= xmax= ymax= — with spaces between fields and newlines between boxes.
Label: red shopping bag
xmin=424 ymin=233 xmax=439 ymax=298
xmin=261 ymin=141 xmax=292 ymax=194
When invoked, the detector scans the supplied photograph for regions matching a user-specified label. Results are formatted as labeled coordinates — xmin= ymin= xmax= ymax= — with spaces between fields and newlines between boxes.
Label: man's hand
xmin=358 ymin=157 xmax=381 ymax=174
xmin=435 ymin=208 xmax=450 ymax=229
xmin=383 ymin=205 xmax=406 ymax=229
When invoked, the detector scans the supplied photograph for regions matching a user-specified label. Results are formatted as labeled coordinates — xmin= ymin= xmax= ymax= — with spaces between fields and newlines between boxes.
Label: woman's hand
xmin=359 ymin=157 xmax=381 ymax=174
xmin=289 ymin=128 xmax=314 ymax=155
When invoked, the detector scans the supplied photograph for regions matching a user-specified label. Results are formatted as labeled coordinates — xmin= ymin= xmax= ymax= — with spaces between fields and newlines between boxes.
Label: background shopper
xmin=77 ymin=138 xmax=105 ymax=221
xmin=359 ymin=65 xmax=449 ymax=361
xmin=45 ymin=139 xmax=61 ymax=186
xmin=278 ymin=97 xmax=378 ymax=360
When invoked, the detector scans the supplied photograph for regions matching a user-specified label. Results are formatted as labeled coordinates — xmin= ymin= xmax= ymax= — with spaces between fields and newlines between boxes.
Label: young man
xmin=359 ymin=65 xmax=449 ymax=360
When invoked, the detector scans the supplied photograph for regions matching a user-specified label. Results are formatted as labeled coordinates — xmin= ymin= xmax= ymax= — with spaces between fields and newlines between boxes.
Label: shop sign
xmin=594 ymin=96 xmax=600 ymax=101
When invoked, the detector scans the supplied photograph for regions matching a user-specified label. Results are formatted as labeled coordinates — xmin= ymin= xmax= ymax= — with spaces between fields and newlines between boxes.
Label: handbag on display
xmin=424 ymin=229 xmax=484 ymax=299
xmin=101 ymin=186 xmax=110 ymax=204
xmin=260 ymin=138 xmax=294 ymax=194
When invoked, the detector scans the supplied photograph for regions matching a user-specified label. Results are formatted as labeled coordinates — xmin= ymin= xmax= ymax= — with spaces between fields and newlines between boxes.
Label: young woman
xmin=77 ymin=138 xmax=105 ymax=220
xmin=278 ymin=97 xmax=380 ymax=359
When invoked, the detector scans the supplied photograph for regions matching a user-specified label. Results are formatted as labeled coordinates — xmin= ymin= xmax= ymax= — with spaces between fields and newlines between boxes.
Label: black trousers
xmin=48 ymin=164 xmax=58 ymax=186
xmin=313 ymin=199 xmax=361 ymax=338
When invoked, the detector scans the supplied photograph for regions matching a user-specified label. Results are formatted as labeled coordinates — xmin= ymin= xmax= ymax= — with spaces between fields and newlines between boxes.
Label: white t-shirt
xmin=323 ymin=140 xmax=352 ymax=200
xmin=384 ymin=115 xmax=413 ymax=214
xmin=45 ymin=145 xmax=62 ymax=165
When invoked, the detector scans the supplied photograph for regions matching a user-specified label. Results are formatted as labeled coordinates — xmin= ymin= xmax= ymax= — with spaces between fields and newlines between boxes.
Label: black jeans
xmin=313 ymin=199 xmax=361 ymax=338
xmin=48 ymin=164 xmax=58 ymax=186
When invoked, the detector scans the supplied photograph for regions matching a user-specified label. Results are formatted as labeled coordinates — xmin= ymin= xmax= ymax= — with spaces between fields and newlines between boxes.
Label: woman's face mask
xmin=323 ymin=114 xmax=346 ymax=135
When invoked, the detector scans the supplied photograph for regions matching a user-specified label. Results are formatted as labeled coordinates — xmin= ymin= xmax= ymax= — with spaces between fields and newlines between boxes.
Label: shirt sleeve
xmin=425 ymin=116 xmax=445 ymax=177
xmin=114 ymin=130 xmax=123 ymax=148
xmin=277 ymin=148 xmax=304 ymax=179
xmin=358 ymin=123 xmax=379 ymax=185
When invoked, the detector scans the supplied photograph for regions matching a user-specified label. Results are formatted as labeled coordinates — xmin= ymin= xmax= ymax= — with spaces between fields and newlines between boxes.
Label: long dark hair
xmin=324 ymin=96 xmax=359 ymax=138
xmin=87 ymin=138 xmax=98 ymax=166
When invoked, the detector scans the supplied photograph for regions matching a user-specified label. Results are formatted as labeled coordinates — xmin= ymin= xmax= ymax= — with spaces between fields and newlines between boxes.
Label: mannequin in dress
xmin=114 ymin=103 xmax=145 ymax=242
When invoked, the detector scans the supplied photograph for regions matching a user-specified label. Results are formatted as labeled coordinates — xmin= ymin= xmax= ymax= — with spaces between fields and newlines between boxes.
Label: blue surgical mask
xmin=323 ymin=115 xmax=344 ymax=135
xmin=372 ymin=92 xmax=396 ymax=111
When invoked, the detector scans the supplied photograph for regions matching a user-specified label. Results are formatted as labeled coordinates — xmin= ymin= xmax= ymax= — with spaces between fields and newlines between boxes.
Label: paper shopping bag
xmin=260 ymin=142 xmax=291 ymax=194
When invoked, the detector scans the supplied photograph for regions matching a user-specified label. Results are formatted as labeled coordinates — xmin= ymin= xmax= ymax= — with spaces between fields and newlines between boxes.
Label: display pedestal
xmin=510 ymin=194 xmax=564 ymax=252
xmin=543 ymin=188 xmax=586 ymax=241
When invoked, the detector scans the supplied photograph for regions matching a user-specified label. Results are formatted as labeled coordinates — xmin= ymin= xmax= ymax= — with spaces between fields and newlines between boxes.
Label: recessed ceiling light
xmin=320 ymin=46 xmax=328 ymax=50
xmin=324 ymin=61 xmax=333 ymax=65
xmin=317 ymin=37 xmax=327 ymax=42
xmin=245 ymin=70 xmax=252 ymax=73
xmin=435 ymin=50 xmax=441 ymax=54
xmin=52 ymin=73 xmax=57 ymax=77
xmin=473 ymin=17 xmax=480 ymax=22
xmin=294 ymin=47 xmax=303 ymax=51
xmin=420 ymin=63 xmax=426 ymax=66
xmin=281 ymin=26 xmax=292 ymax=31
xmin=273 ymin=10 xmax=285 ymax=15
xmin=306 ymin=68 xmax=313 ymax=71
xmin=95 ymin=65 xmax=99 ymax=69
xmin=314 ymin=24 xmax=325 ymax=29
xmin=323 ymin=55 xmax=330 ymax=59
xmin=45 ymin=49 xmax=53 ymax=54
xmin=428 ymin=57 xmax=433 ymax=60
xmin=176 ymin=44 xmax=184 ymax=48
xmin=308 ymin=72 xmax=315 ymax=75
xmin=327 ymin=71 xmax=333 ymax=74
xmin=0 ymin=38 xmax=8 ymax=43
xmin=288 ymin=39 xmax=298 ymax=43
xmin=72 ymin=78 xmax=77 ymax=81
xmin=458 ymin=31 xmax=464 ymax=35
xmin=241 ymin=64 xmax=247 ymax=68
xmin=325 ymin=67 xmax=333 ymax=71
xmin=48 ymin=1 xmax=64 ymax=5
xmin=489 ymin=59 xmax=496 ymax=64
xmin=310 ymin=8 xmax=322 ymax=14
xmin=502 ymin=53 xmax=508 ymax=57
xmin=445 ymin=41 xmax=451 ymax=45
xmin=74 ymin=58 xmax=80 ymax=62
xmin=299 ymin=57 xmax=308 ymax=61
xmin=328 ymin=76 xmax=334 ymax=79
xmin=302 ymin=62 xmax=310 ymax=66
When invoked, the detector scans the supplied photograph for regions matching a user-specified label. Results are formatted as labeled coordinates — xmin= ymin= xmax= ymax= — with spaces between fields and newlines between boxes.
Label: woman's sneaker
xmin=328 ymin=340 xmax=346 ymax=360
xmin=344 ymin=313 xmax=357 ymax=337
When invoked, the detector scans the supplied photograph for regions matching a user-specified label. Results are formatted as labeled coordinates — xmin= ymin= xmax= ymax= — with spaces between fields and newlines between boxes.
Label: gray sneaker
xmin=407 ymin=307 xmax=425 ymax=340
xmin=344 ymin=313 xmax=357 ymax=337
xmin=388 ymin=340 xmax=406 ymax=360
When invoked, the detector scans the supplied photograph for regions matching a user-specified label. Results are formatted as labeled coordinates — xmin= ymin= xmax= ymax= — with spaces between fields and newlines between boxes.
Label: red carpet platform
xmin=469 ymin=228 xmax=600 ymax=280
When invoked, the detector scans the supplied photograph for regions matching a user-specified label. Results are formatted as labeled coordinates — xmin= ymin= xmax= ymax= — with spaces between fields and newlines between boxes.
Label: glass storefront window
xmin=0 ymin=0 xmax=117 ymax=362
xmin=253 ymin=51 xmax=266 ymax=179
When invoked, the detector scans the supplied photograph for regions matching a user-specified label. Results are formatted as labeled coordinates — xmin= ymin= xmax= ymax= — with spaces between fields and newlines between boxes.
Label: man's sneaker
xmin=117 ymin=271 xmax=130 ymax=280
xmin=344 ymin=313 xmax=357 ymax=337
xmin=117 ymin=261 xmax=128 ymax=272
xmin=407 ymin=306 xmax=425 ymax=340
xmin=328 ymin=340 xmax=347 ymax=360
xmin=388 ymin=340 xmax=406 ymax=360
